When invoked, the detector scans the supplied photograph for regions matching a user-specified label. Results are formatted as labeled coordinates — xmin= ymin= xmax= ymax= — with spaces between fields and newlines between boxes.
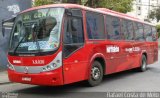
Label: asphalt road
xmin=0 ymin=51 xmax=160 ymax=98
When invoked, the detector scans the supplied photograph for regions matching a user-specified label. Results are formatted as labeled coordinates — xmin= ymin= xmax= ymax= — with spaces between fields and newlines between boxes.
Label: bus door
xmin=62 ymin=9 xmax=88 ymax=84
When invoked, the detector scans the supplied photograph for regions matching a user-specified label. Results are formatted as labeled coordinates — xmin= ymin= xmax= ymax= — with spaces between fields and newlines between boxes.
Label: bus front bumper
xmin=8 ymin=68 xmax=64 ymax=86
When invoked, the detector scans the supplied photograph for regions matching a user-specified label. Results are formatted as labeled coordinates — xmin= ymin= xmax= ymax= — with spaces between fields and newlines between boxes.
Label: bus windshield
xmin=9 ymin=8 xmax=64 ymax=53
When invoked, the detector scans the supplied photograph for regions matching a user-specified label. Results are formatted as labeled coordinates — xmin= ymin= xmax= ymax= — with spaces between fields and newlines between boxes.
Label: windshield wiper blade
xmin=13 ymin=32 xmax=28 ymax=54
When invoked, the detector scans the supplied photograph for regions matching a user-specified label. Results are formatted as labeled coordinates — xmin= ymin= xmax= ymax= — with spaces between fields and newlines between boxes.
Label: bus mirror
xmin=2 ymin=25 xmax=5 ymax=37
xmin=65 ymin=9 xmax=82 ymax=18
xmin=2 ymin=17 xmax=16 ymax=37
xmin=65 ymin=9 xmax=72 ymax=16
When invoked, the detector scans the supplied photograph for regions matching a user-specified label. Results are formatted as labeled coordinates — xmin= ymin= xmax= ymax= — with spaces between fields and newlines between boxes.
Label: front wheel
xmin=87 ymin=61 xmax=103 ymax=87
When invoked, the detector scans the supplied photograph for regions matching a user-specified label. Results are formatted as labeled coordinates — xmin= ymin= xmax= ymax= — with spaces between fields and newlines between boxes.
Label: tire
xmin=138 ymin=55 xmax=147 ymax=72
xmin=87 ymin=61 xmax=103 ymax=87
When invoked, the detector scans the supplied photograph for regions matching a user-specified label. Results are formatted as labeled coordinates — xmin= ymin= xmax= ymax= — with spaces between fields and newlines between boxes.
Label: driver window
xmin=63 ymin=15 xmax=84 ymax=57
xmin=64 ymin=17 xmax=84 ymax=44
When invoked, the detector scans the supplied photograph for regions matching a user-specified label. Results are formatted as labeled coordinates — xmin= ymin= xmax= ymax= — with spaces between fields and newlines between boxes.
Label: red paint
xmin=8 ymin=4 xmax=158 ymax=86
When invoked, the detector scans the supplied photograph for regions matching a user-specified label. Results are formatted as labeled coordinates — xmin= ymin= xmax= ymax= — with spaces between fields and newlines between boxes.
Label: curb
xmin=0 ymin=68 xmax=7 ymax=72
xmin=0 ymin=66 xmax=7 ymax=72
xmin=0 ymin=71 xmax=11 ymax=84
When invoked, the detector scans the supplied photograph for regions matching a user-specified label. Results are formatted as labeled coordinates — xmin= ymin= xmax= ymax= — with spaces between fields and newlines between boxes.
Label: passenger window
xmin=86 ymin=12 xmax=105 ymax=39
xmin=144 ymin=25 xmax=152 ymax=41
xmin=122 ymin=20 xmax=134 ymax=40
xmin=134 ymin=22 xmax=144 ymax=41
xmin=106 ymin=15 xmax=121 ymax=40
xmin=152 ymin=27 xmax=157 ymax=41
xmin=63 ymin=10 xmax=84 ymax=57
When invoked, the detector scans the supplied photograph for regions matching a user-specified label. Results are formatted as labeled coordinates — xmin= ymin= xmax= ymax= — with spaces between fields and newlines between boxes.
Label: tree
xmin=156 ymin=24 xmax=160 ymax=38
xmin=66 ymin=0 xmax=80 ymax=3
xmin=84 ymin=0 xmax=133 ymax=13
xmin=33 ymin=0 xmax=133 ymax=13
xmin=34 ymin=0 xmax=55 ymax=6
xmin=149 ymin=7 xmax=160 ymax=22
xmin=33 ymin=0 xmax=80 ymax=6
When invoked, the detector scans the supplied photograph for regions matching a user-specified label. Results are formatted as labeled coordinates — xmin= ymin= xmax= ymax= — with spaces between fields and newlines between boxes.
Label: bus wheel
xmin=87 ymin=61 xmax=103 ymax=86
xmin=138 ymin=55 xmax=147 ymax=72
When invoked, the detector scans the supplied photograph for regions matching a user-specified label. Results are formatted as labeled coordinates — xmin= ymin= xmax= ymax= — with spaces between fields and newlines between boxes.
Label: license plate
xmin=22 ymin=77 xmax=31 ymax=81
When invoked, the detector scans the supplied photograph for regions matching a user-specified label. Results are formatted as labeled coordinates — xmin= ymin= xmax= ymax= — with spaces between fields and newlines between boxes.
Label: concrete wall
xmin=0 ymin=0 xmax=32 ymax=70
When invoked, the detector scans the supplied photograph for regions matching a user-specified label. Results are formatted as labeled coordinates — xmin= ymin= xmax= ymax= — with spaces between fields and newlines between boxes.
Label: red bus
xmin=2 ymin=4 xmax=158 ymax=86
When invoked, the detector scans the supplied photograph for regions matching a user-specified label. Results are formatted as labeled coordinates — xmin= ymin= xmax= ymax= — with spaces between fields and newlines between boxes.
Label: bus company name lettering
xmin=13 ymin=60 xmax=21 ymax=64
xmin=106 ymin=45 xmax=120 ymax=53
xmin=32 ymin=60 xmax=45 ymax=64
xmin=125 ymin=47 xmax=140 ymax=52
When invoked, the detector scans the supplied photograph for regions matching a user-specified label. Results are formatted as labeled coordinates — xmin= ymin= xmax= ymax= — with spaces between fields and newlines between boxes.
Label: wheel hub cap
xmin=91 ymin=67 xmax=101 ymax=80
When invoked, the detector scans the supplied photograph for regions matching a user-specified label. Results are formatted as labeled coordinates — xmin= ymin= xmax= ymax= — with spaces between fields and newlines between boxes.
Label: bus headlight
xmin=7 ymin=63 xmax=15 ymax=70
xmin=42 ymin=51 xmax=62 ymax=72
xmin=42 ymin=63 xmax=58 ymax=72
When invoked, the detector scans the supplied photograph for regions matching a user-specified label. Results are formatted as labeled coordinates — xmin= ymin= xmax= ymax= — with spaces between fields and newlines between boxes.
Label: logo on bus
xmin=125 ymin=47 xmax=140 ymax=52
xmin=106 ymin=45 xmax=120 ymax=53
xmin=24 ymin=67 xmax=29 ymax=74
xmin=13 ymin=60 xmax=21 ymax=64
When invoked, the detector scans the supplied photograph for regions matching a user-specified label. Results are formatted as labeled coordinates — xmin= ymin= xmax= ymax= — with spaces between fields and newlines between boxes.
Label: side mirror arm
xmin=2 ymin=20 xmax=5 ymax=37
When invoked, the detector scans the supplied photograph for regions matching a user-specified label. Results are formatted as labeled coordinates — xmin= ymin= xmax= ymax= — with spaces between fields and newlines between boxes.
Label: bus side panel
xmin=145 ymin=42 xmax=155 ymax=64
xmin=154 ymin=41 xmax=158 ymax=62
xmin=63 ymin=41 xmax=107 ymax=84
xmin=104 ymin=41 xmax=135 ymax=74
xmin=63 ymin=45 xmax=89 ymax=84
xmin=131 ymin=42 xmax=147 ymax=68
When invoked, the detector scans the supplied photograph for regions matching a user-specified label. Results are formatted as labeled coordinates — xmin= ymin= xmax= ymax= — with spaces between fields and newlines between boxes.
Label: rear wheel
xmin=138 ymin=55 xmax=147 ymax=72
xmin=87 ymin=61 xmax=103 ymax=87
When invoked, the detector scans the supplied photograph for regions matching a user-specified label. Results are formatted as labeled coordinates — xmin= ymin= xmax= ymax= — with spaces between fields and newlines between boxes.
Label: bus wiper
xmin=13 ymin=23 xmax=37 ymax=54
xmin=13 ymin=22 xmax=41 ymax=54
xmin=13 ymin=31 xmax=28 ymax=54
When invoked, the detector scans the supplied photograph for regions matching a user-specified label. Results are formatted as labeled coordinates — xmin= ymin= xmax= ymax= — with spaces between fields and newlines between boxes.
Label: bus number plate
xmin=22 ymin=77 xmax=31 ymax=81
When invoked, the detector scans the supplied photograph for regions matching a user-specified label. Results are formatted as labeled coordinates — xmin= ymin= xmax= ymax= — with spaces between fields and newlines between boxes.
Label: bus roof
xmin=21 ymin=4 xmax=154 ymax=26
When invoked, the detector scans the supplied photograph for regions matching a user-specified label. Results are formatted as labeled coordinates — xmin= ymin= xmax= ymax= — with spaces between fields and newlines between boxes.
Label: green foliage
xmin=100 ymin=0 xmax=133 ymax=13
xmin=156 ymin=24 xmax=160 ymax=38
xmin=149 ymin=7 xmax=160 ymax=22
xmin=34 ymin=0 xmax=55 ymax=6
xmin=33 ymin=0 xmax=133 ymax=13
xmin=85 ymin=0 xmax=133 ymax=13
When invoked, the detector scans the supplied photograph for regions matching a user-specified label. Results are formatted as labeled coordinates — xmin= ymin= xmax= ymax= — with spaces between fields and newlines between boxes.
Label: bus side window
xmin=152 ymin=27 xmax=157 ymax=41
xmin=63 ymin=15 xmax=84 ymax=57
xmin=86 ymin=12 xmax=105 ymax=39
xmin=122 ymin=20 xmax=134 ymax=40
xmin=144 ymin=25 xmax=152 ymax=41
xmin=134 ymin=22 xmax=144 ymax=41
xmin=106 ymin=15 xmax=121 ymax=40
